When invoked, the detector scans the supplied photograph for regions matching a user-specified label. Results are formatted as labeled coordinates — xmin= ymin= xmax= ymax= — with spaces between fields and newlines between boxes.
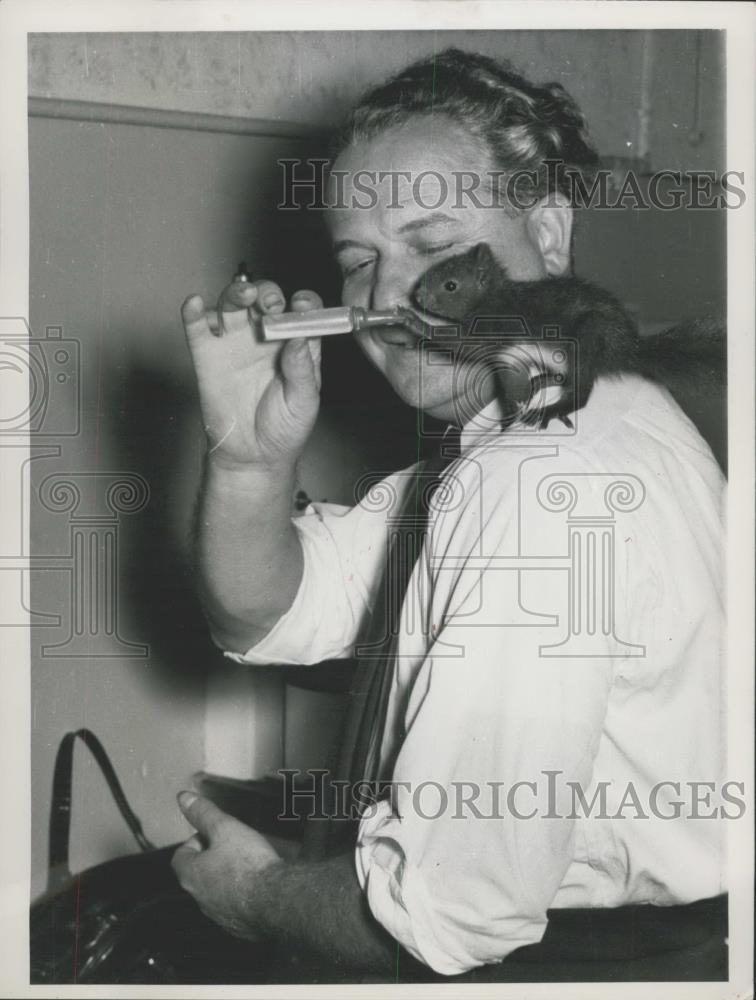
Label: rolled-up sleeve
xmin=355 ymin=798 xmax=552 ymax=974
xmin=222 ymin=473 xmax=409 ymax=666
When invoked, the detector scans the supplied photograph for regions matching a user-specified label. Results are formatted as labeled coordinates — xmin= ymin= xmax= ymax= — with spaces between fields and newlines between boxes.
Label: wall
xmin=27 ymin=114 xmax=344 ymax=897
xmin=27 ymin=30 xmax=726 ymax=898
xmin=28 ymin=30 xmax=724 ymax=172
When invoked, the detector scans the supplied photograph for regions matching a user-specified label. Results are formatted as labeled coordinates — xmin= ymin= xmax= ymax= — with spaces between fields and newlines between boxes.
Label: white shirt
xmin=225 ymin=374 xmax=726 ymax=975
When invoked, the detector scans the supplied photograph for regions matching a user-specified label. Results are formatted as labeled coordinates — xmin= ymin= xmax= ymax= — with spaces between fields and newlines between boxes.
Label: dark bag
xmin=30 ymin=728 xmax=268 ymax=984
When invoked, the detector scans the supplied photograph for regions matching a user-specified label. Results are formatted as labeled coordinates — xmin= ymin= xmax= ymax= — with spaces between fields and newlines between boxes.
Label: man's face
xmin=326 ymin=117 xmax=553 ymax=424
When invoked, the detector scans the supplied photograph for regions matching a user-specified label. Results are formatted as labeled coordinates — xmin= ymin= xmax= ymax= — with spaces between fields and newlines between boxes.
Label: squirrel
xmin=411 ymin=242 xmax=641 ymax=429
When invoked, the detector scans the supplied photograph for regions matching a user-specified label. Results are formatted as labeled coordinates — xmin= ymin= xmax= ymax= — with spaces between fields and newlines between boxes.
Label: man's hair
xmin=330 ymin=47 xmax=600 ymax=207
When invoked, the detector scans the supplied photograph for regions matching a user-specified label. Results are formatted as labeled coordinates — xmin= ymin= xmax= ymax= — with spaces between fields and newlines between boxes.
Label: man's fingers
xmin=307 ymin=338 xmax=322 ymax=392
xmin=181 ymin=294 xmax=214 ymax=343
xmin=184 ymin=832 xmax=204 ymax=852
xmin=171 ymin=835 xmax=204 ymax=884
xmin=251 ymin=280 xmax=286 ymax=315
xmin=215 ymin=279 xmax=286 ymax=336
xmin=177 ymin=790 xmax=232 ymax=840
xmin=287 ymin=292 xmax=323 ymax=389
xmin=185 ymin=279 xmax=294 ymax=340
xmin=217 ymin=279 xmax=285 ymax=316
xmin=290 ymin=289 xmax=324 ymax=313
xmin=279 ymin=338 xmax=319 ymax=403
xmin=217 ymin=280 xmax=260 ymax=313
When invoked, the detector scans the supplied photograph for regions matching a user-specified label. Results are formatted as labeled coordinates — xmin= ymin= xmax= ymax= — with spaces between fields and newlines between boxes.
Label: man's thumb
xmin=177 ymin=790 xmax=227 ymax=839
xmin=280 ymin=338 xmax=317 ymax=390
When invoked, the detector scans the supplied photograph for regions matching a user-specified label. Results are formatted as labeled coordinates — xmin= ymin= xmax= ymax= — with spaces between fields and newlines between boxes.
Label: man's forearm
xmin=196 ymin=457 xmax=304 ymax=653
xmin=249 ymin=853 xmax=397 ymax=974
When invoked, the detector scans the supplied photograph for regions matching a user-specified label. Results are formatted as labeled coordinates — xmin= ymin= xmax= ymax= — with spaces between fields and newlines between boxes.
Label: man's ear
xmin=526 ymin=195 xmax=573 ymax=276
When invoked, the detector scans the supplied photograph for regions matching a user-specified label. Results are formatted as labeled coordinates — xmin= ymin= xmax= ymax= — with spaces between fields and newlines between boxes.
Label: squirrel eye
xmin=443 ymin=279 xmax=458 ymax=292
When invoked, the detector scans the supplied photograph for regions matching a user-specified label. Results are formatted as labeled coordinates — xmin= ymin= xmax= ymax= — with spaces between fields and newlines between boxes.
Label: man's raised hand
xmin=182 ymin=277 xmax=324 ymax=472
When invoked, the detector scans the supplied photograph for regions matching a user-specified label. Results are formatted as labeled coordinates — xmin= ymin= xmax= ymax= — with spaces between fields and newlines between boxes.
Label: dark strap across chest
xmin=301 ymin=432 xmax=460 ymax=859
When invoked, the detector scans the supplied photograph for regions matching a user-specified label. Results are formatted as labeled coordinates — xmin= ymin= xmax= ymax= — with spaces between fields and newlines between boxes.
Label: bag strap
xmin=47 ymin=728 xmax=156 ymax=892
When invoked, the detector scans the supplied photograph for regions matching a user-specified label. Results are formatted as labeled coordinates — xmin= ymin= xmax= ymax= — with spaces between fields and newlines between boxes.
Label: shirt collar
xmin=457 ymin=374 xmax=650 ymax=454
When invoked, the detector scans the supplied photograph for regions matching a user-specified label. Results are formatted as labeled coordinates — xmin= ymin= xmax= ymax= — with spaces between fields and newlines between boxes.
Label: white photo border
xmin=0 ymin=2 xmax=753 ymax=997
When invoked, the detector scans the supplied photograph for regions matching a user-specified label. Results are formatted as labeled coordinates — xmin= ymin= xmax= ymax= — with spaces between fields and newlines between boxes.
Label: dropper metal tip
xmin=393 ymin=307 xmax=431 ymax=338
xmin=358 ymin=307 xmax=429 ymax=337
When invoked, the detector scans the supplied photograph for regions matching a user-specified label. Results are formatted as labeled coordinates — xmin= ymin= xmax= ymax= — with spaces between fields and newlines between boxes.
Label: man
xmin=173 ymin=49 xmax=726 ymax=982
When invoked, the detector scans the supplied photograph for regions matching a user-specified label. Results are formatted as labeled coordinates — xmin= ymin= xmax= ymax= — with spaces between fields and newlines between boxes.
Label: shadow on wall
xmin=104 ymin=359 xmax=220 ymax=687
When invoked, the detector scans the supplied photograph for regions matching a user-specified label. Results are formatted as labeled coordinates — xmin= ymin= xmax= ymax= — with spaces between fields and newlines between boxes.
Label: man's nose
xmin=370 ymin=256 xmax=417 ymax=310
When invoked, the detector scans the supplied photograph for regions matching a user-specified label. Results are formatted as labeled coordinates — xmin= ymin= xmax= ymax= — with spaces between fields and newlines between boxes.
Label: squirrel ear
xmin=473 ymin=243 xmax=493 ymax=284
xmin=472 ymin=243 xmax=492 ymax=264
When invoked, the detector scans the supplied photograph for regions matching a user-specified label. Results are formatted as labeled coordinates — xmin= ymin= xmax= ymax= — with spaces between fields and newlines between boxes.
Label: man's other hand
xmin=171 ymin=791 xmax=283 ymax=940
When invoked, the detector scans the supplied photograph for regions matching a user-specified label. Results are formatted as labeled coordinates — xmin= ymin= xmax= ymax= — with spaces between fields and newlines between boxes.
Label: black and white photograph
xmin=0 ymin=1 xmax=753 ymax=994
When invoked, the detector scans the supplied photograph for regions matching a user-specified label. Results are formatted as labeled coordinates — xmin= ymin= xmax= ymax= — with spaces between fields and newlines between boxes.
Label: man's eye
xmin=421 ymin=242 xmax=455 ymax=256
xmin=342 ymin=258 xmax=375 ymax=278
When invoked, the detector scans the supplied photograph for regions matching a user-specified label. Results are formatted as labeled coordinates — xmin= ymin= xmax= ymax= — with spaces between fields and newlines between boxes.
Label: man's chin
xmin=355 ymin=333 xmax=481 ymax=423
xmin=390 ymin=379 xmax=461 ymax=423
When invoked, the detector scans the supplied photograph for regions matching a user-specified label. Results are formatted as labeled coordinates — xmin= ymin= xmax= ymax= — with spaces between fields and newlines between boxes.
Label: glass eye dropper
xmin=260 ymin=306 xmax=427 ymax=342
xmin=227 ymin=262 xmax=428 ymax=341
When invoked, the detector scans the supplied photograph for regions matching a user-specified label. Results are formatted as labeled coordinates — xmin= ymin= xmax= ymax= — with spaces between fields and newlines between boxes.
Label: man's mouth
xmin=377 ymin=327 xmax=420 ymax=348
xmin=374 ymin=307 xmax=445 ymax=347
